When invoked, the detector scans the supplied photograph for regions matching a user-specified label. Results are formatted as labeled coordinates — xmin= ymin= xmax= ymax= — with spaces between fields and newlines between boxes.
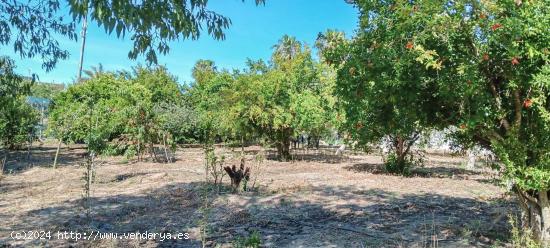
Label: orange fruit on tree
xmin=523 ymin=99 xmax=533 ymax=108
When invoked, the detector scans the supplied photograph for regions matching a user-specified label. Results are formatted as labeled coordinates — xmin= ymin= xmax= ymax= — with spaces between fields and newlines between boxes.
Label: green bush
xmin=384 ymin=153 xmax=412 ymax=176
xmin=509 ymin=215 xmax=539 ymax=248
xmin=232 ymin=231 xmax=261 ymax=248
xmin=0 ymin=97 xmax=38 ymax=149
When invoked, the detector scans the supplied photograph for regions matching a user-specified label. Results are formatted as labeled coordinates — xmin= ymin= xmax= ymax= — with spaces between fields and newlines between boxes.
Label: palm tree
xmin=272 ymin=35 xmax=302 ymax=61
xmin=82 ymin=63 xmax=105 ymax=80
xmin=315 ymin=30 xmax=345 ymax=55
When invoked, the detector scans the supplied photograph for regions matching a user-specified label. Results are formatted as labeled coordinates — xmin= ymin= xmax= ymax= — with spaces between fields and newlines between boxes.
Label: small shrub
xmin=102 ymin=142 xmax=128 ymax=156
xmin=508 ymin=215 xmax=538 ymax=248
xmin=205 ymin=147 xmax=225 ymax=192
xmin=249 ymin=149 xmax=265 ymax=191
xmin=383 ymin=149 xmax=425 ymax=176
xmin=123 ymin=145 xmax=138 ymax=159
xmin=232 ymin=231 xmax=261 ymax=248
xmin=383 ymin=153 xmax=412 ymax=176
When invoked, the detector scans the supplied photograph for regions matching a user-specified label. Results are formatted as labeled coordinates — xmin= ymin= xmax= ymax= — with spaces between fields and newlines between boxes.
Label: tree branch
xmin=512 ymin=89 xmax=522 ymax=128
xmin=515 ymin=185 xmax=540 ymax=207
xmin=402 ymin=131 xmax=420 ymax=157
xmin=488 ymin=79 xmax=511 ymax=131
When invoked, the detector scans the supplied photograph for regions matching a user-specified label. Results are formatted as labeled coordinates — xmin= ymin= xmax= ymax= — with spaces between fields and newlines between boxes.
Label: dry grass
xmin=0 ymin=144 xmax=515 ymax=247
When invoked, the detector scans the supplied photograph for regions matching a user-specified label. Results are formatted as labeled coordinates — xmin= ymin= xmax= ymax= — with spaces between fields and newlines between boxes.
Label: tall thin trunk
xmin=52 ymin=140 xmax=62 ymax=169
xmin=26 ymin=133 xmax=32 ymax=162
xmin=241 ymin=136 xmax=244 ymax=157
xmin=163 ymin=134 xmax=169 ymax=163
xmin=77 ymin=14 xmax=88 ymax=83
xmin=85 ymin=151 xmax=95 ymax=219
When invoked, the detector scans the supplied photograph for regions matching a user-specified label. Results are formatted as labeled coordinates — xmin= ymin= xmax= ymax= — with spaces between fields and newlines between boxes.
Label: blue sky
xmin=3 ymin=0 xmax=358 ymax=85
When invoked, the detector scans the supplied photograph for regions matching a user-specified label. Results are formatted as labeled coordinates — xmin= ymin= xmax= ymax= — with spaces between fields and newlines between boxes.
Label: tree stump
xmin=224 ymin=158 xmax=250 ymax=192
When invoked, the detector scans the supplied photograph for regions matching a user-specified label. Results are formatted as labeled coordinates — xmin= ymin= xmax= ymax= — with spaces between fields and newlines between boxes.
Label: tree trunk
xmin=77 ymin=14 xmax=88 ymax=83
xmin=52 ymin=140 xmax=62 ymax=169
xmin=315 ymin=137 xmax=320 ymax=149
xmin=0 ymin=150 xmax=6 ymax=179
xmin=149 ymin=142 xmax=157 ymax=162
xmin=163 ymin=134 xmax=171 ymax=163
xmin=542 ymin=192 xmax=550 ymax=247
xmin=137 ymin=139 xmax=142 ymax=162
xmin=27 ymin=133 xmax=32 ymax=162
xmin=277 ymin=129 xmax=291 ymax=161
xmin=516 ymin=189 xmax=550 ymax=246
xmin=241 ymin=136 xmax=245 ymax=156
xmin=394 ymin=136 xmax=406 ymax=172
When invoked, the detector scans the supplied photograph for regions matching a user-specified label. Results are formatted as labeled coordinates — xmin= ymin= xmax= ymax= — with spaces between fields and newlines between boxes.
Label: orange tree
xmin=319 ymin=27 xmax=448 ymax=174
xmin=339 ymin=0 xmax=549 ymax=243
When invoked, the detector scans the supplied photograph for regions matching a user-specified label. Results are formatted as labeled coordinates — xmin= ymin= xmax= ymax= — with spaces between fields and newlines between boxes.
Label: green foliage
xmin=0 ymin=1 xmax=75 ymax=71
xmin=187 ymin=62 xmax=236 ymax=143
xmin=49 ymin=73 xmax=122 ymax=152
xmin=81 ymin=63 xmax=105 ymax=81
xmin=0 ymin=57 xmax=32 ymax=101
xmin=335 ymin=0 xmax=550 ymax=181
xmin=509 ymin=215 xmax=539 ymax=248
xmin=319 ymin=26 xmax=441 ymax=172
xmin=0 ymin=57 xmax=38 ymax=149
xmin=342 ymin=0 xmax=549 ymax=242
xmin=384 ymin=153 xmax=411 ymax=175
xmin=204 ymin=146 xmax=226 ymax=192
xmin=154 ymin=102 xmax=197 ymax=144
xmin=49 ymin=66 xmax=196 ymax=157
xmin=30 ymin=82 xmax=64 ymax=100
xmin=242 ymin=36 xmax=338 ymax=158
xmin=0 ymin=97 xmax=38 ymax=149
xmin=232 ymin=231 xmax=261 ymax=248
xmin=187 ymin=36 xmax=340 ymax=159
xmin=0 ymin=0 xmax=264 ymax=70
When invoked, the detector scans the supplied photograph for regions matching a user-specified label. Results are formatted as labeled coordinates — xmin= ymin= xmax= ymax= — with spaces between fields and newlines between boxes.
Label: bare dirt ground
xmin=0 ymin=144 xmax=517 ymax=247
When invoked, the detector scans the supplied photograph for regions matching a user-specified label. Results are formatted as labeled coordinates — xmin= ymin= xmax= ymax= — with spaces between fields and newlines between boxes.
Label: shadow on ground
xmin=2 ymin=145 xmax=86 ymax=174
xmin=265 ymin=147 xmax=359 ymax=164
xmin=344 ymin=162 xmax=484 ymax=179
xmin=2 ymin=145 xmax=183 ymax=175
xmin=1 ymin=181 xmax=516 ymax=247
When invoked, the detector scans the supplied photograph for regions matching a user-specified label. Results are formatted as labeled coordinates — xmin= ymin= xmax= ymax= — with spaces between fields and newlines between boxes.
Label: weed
xmin=508 ymin=214 xmax=538 ymax=248
xmin=232 ymin=231 xmax=261 ymax=248
xmin=205 ymin=146 xmax=226 ymax=193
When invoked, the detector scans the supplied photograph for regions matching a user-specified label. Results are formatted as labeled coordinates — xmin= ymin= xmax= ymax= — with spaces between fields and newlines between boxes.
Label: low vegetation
xmin=0 ymin=0 xmax=548 ymax=246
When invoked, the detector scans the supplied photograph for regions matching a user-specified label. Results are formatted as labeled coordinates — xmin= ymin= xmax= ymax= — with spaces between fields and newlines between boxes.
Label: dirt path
xmin=0 ymin=145 xmax=515 ymax=247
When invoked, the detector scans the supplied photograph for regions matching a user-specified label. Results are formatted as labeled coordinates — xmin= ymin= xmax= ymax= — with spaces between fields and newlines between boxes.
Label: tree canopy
xmin=0 ymin=57 xmax=38 ymax=149
xmin=338 ymin=0 xmax=550 ymax=243
xmin=0 ymin=0 xmax=265 ymax=71
xmin=185 ymin=36 xmax=340 ymax=160
xmin=49 ymin=66 xmax=195 ymax=158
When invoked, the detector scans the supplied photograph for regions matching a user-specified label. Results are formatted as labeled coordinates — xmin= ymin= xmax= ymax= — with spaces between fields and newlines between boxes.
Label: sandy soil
xmin=0 ymin=144 xmax=516 ymax=247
